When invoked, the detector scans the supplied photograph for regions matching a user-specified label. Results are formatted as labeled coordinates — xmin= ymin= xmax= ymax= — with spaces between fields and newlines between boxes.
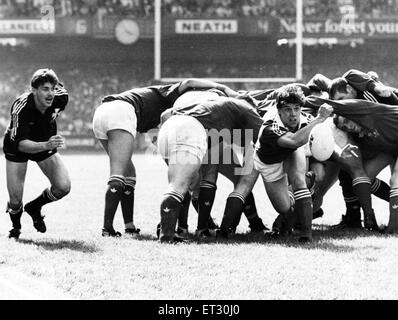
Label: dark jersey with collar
xmin=170 ymin=97 xmax=263 ymax=146
xmin=102 ymin=83 xmax=182 ymax=133
xmin=344 ymin=69 xmax=398 ymax=105
xmin=3 ymin=84 xmax=68 ymax=155
xmin=255 ymin=109 xmax=313 ymax=164
xmin=307 ymin=96 xmax=398 ymax=155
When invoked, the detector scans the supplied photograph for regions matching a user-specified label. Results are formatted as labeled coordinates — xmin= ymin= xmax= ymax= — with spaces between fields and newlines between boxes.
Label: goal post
xmin=154 ymin=0 xmax=303 ymax=83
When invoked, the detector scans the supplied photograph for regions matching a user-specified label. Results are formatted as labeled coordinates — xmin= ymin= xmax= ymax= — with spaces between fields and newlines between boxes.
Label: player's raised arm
xmin=277 ymin=103 xmax=333 ymax=149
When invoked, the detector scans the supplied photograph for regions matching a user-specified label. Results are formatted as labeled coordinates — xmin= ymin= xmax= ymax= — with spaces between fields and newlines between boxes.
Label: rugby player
xmin=308 ymin=97 xmax=398 ymax=233
xmin=157 ymin=95 xmax=263 ymax=242
xmin=3 ymin=69 xmax=70 ymax=239
xmin=254 ymin=84 xmax=333 ymax=242
xmin=171 ymin=89 xmax=267 ymax=238
xmin=92 ymin=79 xmax=238 ymax=237
xmin=329 ymin=69 xmax=394 ymax=228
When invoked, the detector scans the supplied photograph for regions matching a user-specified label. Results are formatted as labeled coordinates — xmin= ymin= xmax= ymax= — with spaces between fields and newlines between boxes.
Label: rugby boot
xmin=364 ymin=210 xmax=379 ymax=231
xmin=24 ymin=202 xmax=46 ymax=233
xmin=7 ymin=204 xmax=22 ymax=239
xmin=102 ymin=228 xmax=122 ymax=237
xmin=125 ymin=227 xmax=140 ymax=237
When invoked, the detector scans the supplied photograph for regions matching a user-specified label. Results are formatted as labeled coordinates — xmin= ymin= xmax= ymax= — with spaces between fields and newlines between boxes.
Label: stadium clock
xmin=115 ymin=19 xmax=140 ymax=45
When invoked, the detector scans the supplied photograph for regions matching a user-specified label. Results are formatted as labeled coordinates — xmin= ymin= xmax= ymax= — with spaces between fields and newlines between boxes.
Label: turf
xmin=0 ymin=153 xmax=395 ymax=299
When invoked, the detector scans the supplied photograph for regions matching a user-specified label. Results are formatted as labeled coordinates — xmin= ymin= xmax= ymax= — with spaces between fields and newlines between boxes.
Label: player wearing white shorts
xmin=157 ymin=96 xmax=263 ymax=242
xmin=92 ymin=79 xmax=237 ymax=237
xmin=254 ymin=85 xmax=333 ymax=242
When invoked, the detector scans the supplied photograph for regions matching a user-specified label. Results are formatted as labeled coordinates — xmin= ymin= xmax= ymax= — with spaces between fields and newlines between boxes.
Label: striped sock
xmin=371 ymin=178 xmax=390 ymax=202
xmin=339 ymin=170 xmax=361 ymax=223
xmin=29 ymin=188 xmax=61 ymax=209
xmin=220 ymin=192 xmax=245 ymax=233
xmin=352 ymin=177 xmax=373 ymax=221
xmin=294 ymin=189 xmax=313 ymax=239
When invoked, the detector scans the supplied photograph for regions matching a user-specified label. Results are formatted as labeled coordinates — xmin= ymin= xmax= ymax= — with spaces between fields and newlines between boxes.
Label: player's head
xmin=276 ymin=84 xmax=305 ymax=130
xmin=31 ymin=69 xmax=59 ymax=108
xmin=333 ymin=115 xmax=362 ymax=134
xmin=367 ymin=71 xmax=380 ymax=82
xmin=31 ymin=68 xmax=59 ymax=89
xmin=328 ymin=77 xmax=358 ymax=100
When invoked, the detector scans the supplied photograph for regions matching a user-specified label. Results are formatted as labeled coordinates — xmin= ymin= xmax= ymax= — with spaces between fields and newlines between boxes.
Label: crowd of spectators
xmin=2 ymin=59 xmax=398 ymax=149
xmin=2 ymin=0 xmax=398 ymax=19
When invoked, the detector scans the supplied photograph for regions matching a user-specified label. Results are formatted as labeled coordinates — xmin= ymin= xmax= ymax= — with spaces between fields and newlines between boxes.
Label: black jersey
xmin=255 ymin=109 xmax=313 ymax=164
xmin=307 ymin=96 xmax=398 ymax=155
xmin=3 ymin=85 xmax=68 ymax=154
xmin=170 ymin=97 xmax=263 ymax=145
xmin=344 ymin=69 xmax=398 ymax=105
xmin=102 ymin=83 xmax=182 ymax=133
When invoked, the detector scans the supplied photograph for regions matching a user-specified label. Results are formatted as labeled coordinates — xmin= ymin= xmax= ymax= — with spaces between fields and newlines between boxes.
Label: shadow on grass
xmin=16 ymin=239 xmax=99 ymax=253
xmin=128 ymin=224 xmax=396 ymax=253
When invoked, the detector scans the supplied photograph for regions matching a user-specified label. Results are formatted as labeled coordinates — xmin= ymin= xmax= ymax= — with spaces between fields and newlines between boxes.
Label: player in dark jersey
xmin=254 ymin=84 xmax=333 ymax=242
xmin=92 ymin=79 xmax=238 ymax=237
xmin=328 ymin=69 xmax=394 ymax=228
xmin=157 ymin=96 xmax=263 ymax=242
xmin=3 ymin=68 xmax=70 ymax=239
xmin=171 ymin=89 xmax=268 ymax=238
xmin=309 ymin=97 xmax=398 ymax=233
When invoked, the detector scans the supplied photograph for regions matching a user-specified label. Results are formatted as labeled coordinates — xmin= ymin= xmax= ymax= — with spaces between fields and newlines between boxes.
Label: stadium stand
xmin=2 ymin=0 xmax=398 ymax=18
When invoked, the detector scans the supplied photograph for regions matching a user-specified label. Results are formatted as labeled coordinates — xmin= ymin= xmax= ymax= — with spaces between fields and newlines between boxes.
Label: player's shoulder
xmin=11 ymin=92 xmax=31 ymax=113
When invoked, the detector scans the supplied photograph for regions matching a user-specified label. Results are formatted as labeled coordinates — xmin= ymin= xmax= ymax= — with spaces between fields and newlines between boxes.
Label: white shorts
xmin=157 ymin=115 xmax=208 ymax=164
xmin=92 ymin=100 xmax=137 ymax=140
xmin=253 ymin=153 xmax=286 ymax=183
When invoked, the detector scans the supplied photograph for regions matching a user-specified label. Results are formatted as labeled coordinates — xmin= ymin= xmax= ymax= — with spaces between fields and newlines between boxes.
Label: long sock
xmin=160 ymin=191 xmax=184 ymax=242
xmin=371 ymin=178 xmax=390 ymax=202
xmin=121 ymin=177 xmax=136 ymax=228
xmin=103 ymin=175 xmax=125 ymax=231
xmin=191 ymin=197 xmax=199 ymax=212
xmin=243 ymin=192 xmax=266 ymax=231
xmin=388 ymin=188 xmax=398 ymax=231
xmin=294 ymin=189 xmax=313 ymax=239
xmin=28 ymin=188 xmax=60 ymax=209
xmin=197 ymin=181 xmax=217 ymax=231
xmin=352 ymin=177 xmax=373 ymax=221
xmin=178 ymin=193 xmax=191 ymax=230
xmin=7 ymin=203 xmax=23 ymax=230
xmin=339 ymin=170 xmax=361 ymax=225
xmin=220 ymin=192 xmax=245 ymax=233
xmin=285 ymin=191 xmax=297 ymax=230
xmin=191 ymin=194 xmax=217 ymax=230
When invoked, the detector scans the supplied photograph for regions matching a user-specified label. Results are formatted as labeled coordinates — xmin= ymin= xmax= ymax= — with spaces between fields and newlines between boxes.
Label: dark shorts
xmin=4 ymin=149 xmax=57 ymax=163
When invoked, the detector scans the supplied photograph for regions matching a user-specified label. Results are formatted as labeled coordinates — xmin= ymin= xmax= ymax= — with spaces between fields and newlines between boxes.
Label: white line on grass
xmin=0 ymin=267 xmax=74 ymax=300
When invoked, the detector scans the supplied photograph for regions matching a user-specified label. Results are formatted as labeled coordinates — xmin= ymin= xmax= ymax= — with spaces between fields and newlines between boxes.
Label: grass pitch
xmin=0 ymin=153 xmax=396 ymax=300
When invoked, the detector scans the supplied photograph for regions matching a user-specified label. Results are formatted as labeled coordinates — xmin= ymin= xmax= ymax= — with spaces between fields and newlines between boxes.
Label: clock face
xmin=115 ymin=19 xmax=140 ymax=45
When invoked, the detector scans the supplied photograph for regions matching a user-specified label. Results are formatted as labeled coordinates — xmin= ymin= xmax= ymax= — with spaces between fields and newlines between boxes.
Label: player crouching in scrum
xmin=3 ymin=68 xmax=70 ymax=239
xmin=253 ymin=84 xmax=333 ymax=242
xmin=157 ymin=95 xmax=263 ymax=242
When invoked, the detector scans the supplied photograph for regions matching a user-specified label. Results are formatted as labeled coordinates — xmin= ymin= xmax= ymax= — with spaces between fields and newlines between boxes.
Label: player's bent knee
xmin=52 ymin=177 xmax=72 ymax=198
xmin=289 ymin=174 xmax=307 ymax=190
